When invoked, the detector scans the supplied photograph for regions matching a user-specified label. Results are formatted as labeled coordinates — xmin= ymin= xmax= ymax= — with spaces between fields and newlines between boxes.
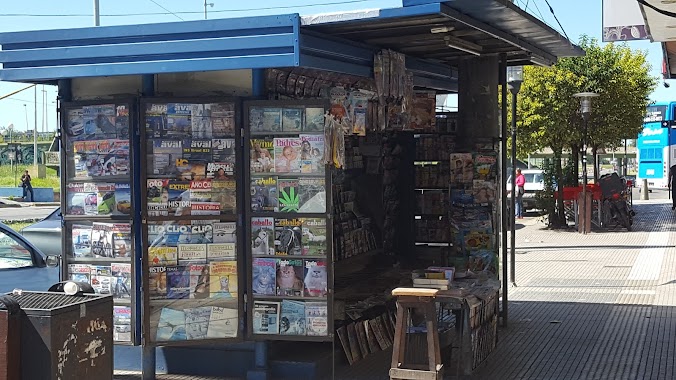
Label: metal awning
xmin=638 ymin=0 xmax=676 ymax=78
xmin=301 ymin=0 xmax=584 ymax=67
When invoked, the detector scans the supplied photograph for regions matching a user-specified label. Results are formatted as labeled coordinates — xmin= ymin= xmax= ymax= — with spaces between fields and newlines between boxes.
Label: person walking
xmin=515 ymin=168 xmax=526 ymax=219
xmin=20 ymin=170 xmax=34 ymax=202
xmin=669 ymin=164 xmax=676 ymax=210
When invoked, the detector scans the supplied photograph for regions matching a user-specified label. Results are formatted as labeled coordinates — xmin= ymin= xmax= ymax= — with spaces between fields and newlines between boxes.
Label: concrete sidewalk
xmin=473 ymin=197 xmax=676 ymax=379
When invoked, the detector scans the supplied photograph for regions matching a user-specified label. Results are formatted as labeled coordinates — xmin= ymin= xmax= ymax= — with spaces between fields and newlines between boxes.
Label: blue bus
xmin=638 ymin=103 xmax=675 ymax=189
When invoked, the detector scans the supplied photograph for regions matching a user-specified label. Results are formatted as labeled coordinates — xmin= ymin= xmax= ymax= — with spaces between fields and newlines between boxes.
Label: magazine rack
xmin=243 ymin=99 xmax=334 ymax=341
xmin=139 ymin=97 xmax=245 ymax=345
xmin=60 ymin=99 xmax=138 ymax=344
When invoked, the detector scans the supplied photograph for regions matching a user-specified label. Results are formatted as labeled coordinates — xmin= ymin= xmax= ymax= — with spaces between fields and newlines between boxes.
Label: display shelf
xmin=250 ymin=172 xmax=326 ymax=178
xmin=251 ymin=254 xmax=328 ymax=259
xmin=415 ymin=242 xmax=452 ymax=246
xmin=252 ymin=295 xmax=328 ymax=301
xmin=68 ymin=257 xmax=133 ymax=263
xmin=414 ymin=188 xmax=448 ymax=191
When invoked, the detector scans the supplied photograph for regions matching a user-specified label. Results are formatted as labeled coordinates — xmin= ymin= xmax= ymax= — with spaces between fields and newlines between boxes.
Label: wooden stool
xmin=389 ymin=288 xmax=443 ymax=380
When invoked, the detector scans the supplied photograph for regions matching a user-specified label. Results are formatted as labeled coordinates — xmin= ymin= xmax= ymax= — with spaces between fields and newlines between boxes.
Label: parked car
xmin=0 ymin=221 xmax=60 ymax=293
xmin=20 ymin=207 xmax=62 ymax=257
xmin=506 ymin=169 xmax=545 ymax=211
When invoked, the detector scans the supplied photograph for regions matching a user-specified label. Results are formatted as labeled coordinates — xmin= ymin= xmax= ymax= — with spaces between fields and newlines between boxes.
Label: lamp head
xmin=573 ymin=92 xmax=599 ymax=121
xmin=506 ymin=66 xmax=524 ymax=94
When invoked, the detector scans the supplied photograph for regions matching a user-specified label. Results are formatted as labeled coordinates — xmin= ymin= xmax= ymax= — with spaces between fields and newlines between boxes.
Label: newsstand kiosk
xmin=0 ymin=2 xmax=582 ymax=378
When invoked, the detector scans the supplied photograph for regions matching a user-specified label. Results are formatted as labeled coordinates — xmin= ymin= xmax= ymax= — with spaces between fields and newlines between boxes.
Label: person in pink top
xmin=515 ymin=169 xmax=526 ymax=218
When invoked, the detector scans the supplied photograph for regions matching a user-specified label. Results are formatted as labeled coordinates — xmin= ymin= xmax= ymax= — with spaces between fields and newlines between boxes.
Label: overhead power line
xmin=542 ymin=0 xmax=571 ymax=42
xmin=0 ymin=0 xmax=373 ymax=18
xmin=148 ymin=0 xmax=184 ymax=21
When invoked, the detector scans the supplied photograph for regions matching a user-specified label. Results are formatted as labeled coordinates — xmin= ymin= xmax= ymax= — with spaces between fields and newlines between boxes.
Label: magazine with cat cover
xmin=210 ymin=260 xmax=238 ymax=299
xmin=303 ymin=260 xmax=327 ymax=297
xmin=166 ymin=265 xmax=191 ymax=299
xmin=252 ymin=258 xmax=277 ymax=296
xmin=298 ymin=178 xmax=325 ymax=213
xmin=250 ymin=138 xmax=275 ymax=173
xmin=305 ymin=301 xmax=328 ymax=336
xmin=71 ymin=224 xmax=92 ymax=257
xmin=277 ymin=178 xmax=300 ymax=212
xmin=301 ymin=218 xmax=327 ymax=256
xmin=251 ymin=176 xmax=278 ymax=212
xmin=251 ymin=217 xmax=275 ymax=256
xmin=274 ymin=138 xmax=301 ymax=173
xmin=299 ymin=134 xmax=325 ymax=174
xmin=275 ymin=218 xmax=303 ymax=256
xmin=156 ymin=307 xmax=186 ymax=341
xmin=282 ymin=108 xmax=303 ymax=132
xmin=252 ymin=301 xmax=280 ymax=335
xmin=276 ymin=258 xmax=304 ymax=296
xmin=280 ymin=300 xmax=306 ymax=336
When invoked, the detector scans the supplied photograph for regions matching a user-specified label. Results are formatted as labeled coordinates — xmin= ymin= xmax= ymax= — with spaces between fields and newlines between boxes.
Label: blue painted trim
xmin=0 ymin=54 xmax=297 ymax=82
xmin=291 ymin=15 xmax=301 ymax=66
xmin=0 ymin=34 xmax=296 ymax=64
xmin=299 ymin=54 xmax=372 ymax=78
xmin=0 ymin=14 xmax=299 ymax=45
xmin=252 ymin=70 xmax=266 ymax=97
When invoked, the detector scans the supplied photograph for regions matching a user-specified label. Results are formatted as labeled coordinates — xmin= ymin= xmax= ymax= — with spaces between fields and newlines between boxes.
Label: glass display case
xmin=61 ymin=101 xmax=136 ymax=343
xmin=244 ymin=100 xmax=333 ymax=341
xmin=140 ymin=99 xmax=243 ymax=344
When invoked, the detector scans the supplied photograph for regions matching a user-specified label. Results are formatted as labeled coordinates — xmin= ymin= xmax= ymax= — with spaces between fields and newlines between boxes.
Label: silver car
xmin=20 ymin=207 xmax=62 ymax=257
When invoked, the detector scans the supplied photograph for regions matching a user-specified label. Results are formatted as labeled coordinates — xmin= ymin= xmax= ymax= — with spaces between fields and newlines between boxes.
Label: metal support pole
xmin=499 ymin=54 xmax=508 ymax=326
xmin=142 ymin=346 xmax=156 ymax=380
xmin=93 ymin=0 xmax=100 ymax=26
xmin=33 ymin=86 xmax=37 ymax=167
xmin=582 ymin=119 xmax=588 ymax=234
xmin=510 ymin=91 xmax=517 ymax=286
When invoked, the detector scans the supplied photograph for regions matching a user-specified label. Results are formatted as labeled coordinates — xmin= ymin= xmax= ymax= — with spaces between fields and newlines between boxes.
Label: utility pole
xmin=94 ymin=0 xmax=100 ymax=26
xmin=34 ymin=86 xmax=37 ymax=166
xmin=204 ymin=0 xmax=214 ymax=19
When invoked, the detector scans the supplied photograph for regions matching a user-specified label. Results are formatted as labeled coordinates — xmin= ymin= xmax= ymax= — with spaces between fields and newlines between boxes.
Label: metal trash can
xmin=8 ymin=290 xmax=113 ymax=380
xmin=0 ymin=295 xmax=20 ymax=380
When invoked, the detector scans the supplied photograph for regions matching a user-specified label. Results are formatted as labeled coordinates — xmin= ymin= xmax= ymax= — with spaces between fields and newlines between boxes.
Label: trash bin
xmin=0 ymin=295 xmax=21 ymax=380
xmin=8 ymin=290 xmax=113 ymax=380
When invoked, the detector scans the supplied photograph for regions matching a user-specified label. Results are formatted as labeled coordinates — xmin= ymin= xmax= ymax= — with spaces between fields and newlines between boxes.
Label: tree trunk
xmin=592 ymin=145 xmax=599 ymax=183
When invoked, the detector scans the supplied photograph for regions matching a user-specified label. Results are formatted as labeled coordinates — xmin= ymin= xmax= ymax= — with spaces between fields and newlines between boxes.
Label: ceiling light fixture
xmin=431 ymin=26 xmax=455 ymax=34
xmin=444 ymin=35 xmax=482 ymax=56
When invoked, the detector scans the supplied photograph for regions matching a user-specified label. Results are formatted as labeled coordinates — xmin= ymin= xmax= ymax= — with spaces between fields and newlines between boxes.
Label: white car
xmin=507 ymin=169 xmax=545 ymax=211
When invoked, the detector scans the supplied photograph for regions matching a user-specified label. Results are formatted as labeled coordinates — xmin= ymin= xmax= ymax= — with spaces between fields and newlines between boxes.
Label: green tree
xmin=515 ymin=36 xmax=656 ymax=227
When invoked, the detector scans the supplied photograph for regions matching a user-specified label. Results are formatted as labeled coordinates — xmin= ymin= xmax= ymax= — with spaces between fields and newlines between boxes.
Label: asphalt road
xmin=0 ymin=206 xmax=58 ymax=222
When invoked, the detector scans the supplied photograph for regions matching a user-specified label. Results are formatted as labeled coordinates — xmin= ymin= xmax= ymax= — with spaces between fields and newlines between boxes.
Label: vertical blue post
xmin=140 ymin=74 xmax=156 ymax=380
xmin=247 ymin=69 xmax=269 ymax=380
xmin=57 ymin=79 xmax=71 ymax=276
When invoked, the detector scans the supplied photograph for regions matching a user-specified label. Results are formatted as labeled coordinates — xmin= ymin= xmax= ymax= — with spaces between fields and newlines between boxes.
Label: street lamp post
xmin=573 ymin=92 xmax=599 ymax=234
xmin=507 ymin=66 xmax=523 ymax=286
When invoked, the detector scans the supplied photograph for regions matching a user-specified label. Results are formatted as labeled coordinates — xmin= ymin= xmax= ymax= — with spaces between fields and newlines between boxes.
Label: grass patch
xmin=0 ymin=166 xmax=60 ymax=191
xmin=5 ymin=221 xmax=31 ymax=232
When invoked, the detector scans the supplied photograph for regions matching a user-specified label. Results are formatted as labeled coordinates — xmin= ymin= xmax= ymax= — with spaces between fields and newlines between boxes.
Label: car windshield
xmin=525 ymin=173 xmax=544 ymax=183
xmin=0 ymin=230 xmax=34 ymax=269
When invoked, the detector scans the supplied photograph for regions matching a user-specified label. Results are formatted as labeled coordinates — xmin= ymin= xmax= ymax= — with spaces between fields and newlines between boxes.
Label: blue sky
xmin=0 ymin=0 xmax=668 ymax=132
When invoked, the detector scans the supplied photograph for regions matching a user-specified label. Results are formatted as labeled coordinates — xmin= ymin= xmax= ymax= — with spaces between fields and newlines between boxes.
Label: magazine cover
xmin=207 ymin=243 xmax=236 ymax=260
xmin=189 ymin=263 xmax=210 ymax=299
xmin=274 ymin=218 xmax=303 ymax=256
xmin=90 ymin=265 xmax=113 ymax=295
xmin=176 ymin=160 xmax=207 ymax=181
xmin=472 ymin=180 xmax=496 ymax=204
xmin=251 ymin=176 xmax=278 ymax=212
xmin=206 ymin=306 xmax=238 ymax=338
xmin=274 ymin=138 xmax=301 ymax=173
xmin=83 ymin=183 xmax=99 ymax=216
xmin=69 ymin=264 xmax=91 ymax=283
xmin=71 ymin=224 xmax=92 ymax=257
xmin=112 ymin=223 xmax=132 ymax=258
xmin=276 ymin=259 xmax=304 ymax=296
xmin=180 ymin=221 xmax=215 ymax=245
xmin=212 ymin=138 xmax=236 ymax=162
xmin=299 ymin=134 xmax=325 ymax=174
xmin=282 ymin=108 xmax=303 ymax=131
xmin=148 ymin=223 xmax=178 ymax=247
xmin=474 ymin=154 xmax=497 ymax=181
xmin=463 ymin=229 xmax=493 ymax=252
xmin=166 ymin=103 xmax=192 ymax=138
xmin=156 ymin=307 xmax=186 ymax=341
xmin=190 ymin=180 xmax=220 ymax=216
xmin=82 ymin=104 xmax=117 ymax=139
xmin=66 ymin=182 xmax=94 ymax=215
xmin=277 ymin=178 xmax=300 ymax=212
xmin=149 ymin=266 xmax=167 ymax=299
xmin=166 ymin=180 xmax=192 ymax=216
xmin=213 ymin=222 xmax=236 ymax=243
xmin=146 ymin=103 xmax=169 ymax=139
xmin=111 ymin=263 xmax=132 ymax=299
xmin=96 ymin=183 xmax=116 ymax=215
xmin=166 ymin=266 xmax=191 ymax=299
xmin=191 ymin=104 xmax=213 ymax=138
xmin=178 ymin=243 xmax=207 ymax=264
xmin=304 ymin=107 xmax=325 ymax=132
xmin=182 ymin=138 xmax=212 ymax=161
xmin=298 ymin=178 xmax=326 ymax=213
xmin=250 ymin=138 xmax=275 ymax=173
xmin=450 ymin=153 xmax=474 ymax=184
xmin=305 ymin=301 xmax=328 ymax=336
xmin=206 ymin=162 xmax=234 ymax=179
xmin=210 ymin=260 xmax=238 ymax=299
xmin=147 ymin=179 xmax=169 ymax=216
xmin=90 ymin=222 xmax=114 ymax=258
xmin=67 ymin=108 xmax=85 ymax=140
xmin=210 ymin=103 xmax=236 ymax=136
xmin=211 ymin=179 xmax=236 ymax=213
xmin=115 ymin=104 xmax=130 ymax=138
xmin=249 ymin=107 xmax=281 ymax=133
xmin=148 ymin=246 xmax=178 ymax=266
xmin=252 ymin=301 xmax=280 ymax=335
xmin=151 ymin=139 xmax=183 ymax=176
xmin=304 ymin=260 xmax=328 ymax=297
xmin=301 ymin=218 xmax=327 ymax=256
xmin=113 ymin=183 xmax=131 ymax=215
xmin=185 ymin=307 xmax=212 ymax=340
xmin=252 ymin=258 xmax=277 ymax=295
xmin=251 ymin=217 xmax=275 ymax=255
xmin=113 ymin=305 xmax=132 ymax=341
xmin=280 ymin=300 xmax=306 ymax=335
